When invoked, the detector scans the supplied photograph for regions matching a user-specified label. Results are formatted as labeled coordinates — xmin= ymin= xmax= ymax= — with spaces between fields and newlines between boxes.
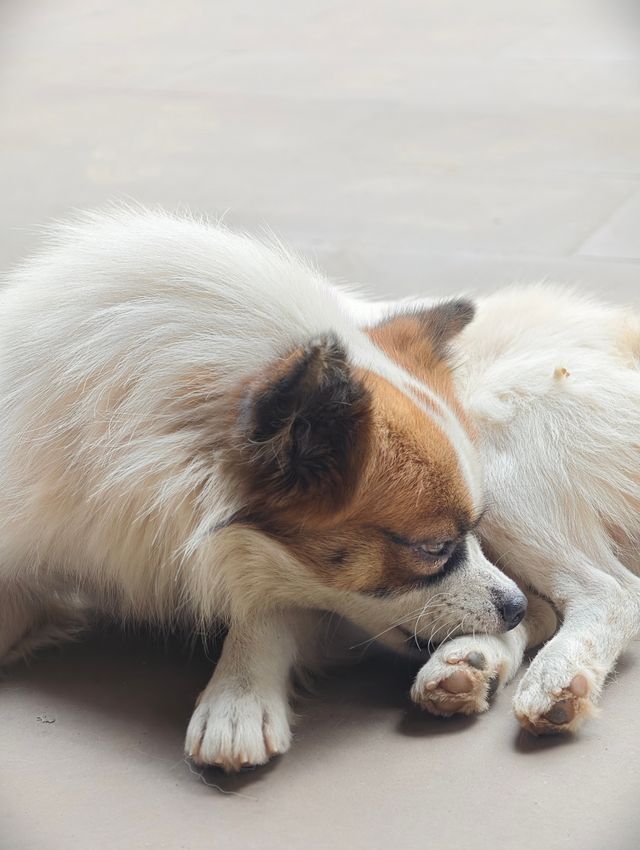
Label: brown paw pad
xmin=569 ymin=674 xmax=589 ymax=698
xmin=518 ymin=675 xmax=593 ymax=736
xmin=441 ymin=670 xmax=475 ymax=694
xmin=413 ymin=666 xmax=493 ymax=717
xmin=543 ymin=698 xmax=576 ymax=726
xmin=444 ymin=651 xmax=486 ymax=670
xmin=542 ymin=675 xmax=591 ymax=727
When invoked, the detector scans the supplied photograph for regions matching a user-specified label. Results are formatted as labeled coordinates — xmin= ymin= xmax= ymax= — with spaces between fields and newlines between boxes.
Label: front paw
xmin=185 ymin=688 xmax=292 ymax=772
xmin=411 ymin=641 xmax=503 ymax=717
xmin=514 ymin=670 xmax=595 ymax=735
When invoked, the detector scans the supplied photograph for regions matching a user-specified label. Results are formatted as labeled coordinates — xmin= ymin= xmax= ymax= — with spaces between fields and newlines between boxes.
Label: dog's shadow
xmin=1 ymin=626 xmax=477 ymax=794
xmin=12 ymin=628 xmax=631 ymax=791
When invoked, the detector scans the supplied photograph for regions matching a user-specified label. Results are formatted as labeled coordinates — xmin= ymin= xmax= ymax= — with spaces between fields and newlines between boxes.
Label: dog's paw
xmin=185 ymin=688 xmax=292 ymax=772
xmin=514 ymin=671 xmax=595 ymax=735
xmin=411 ymin=639 xmax=504 ymax=717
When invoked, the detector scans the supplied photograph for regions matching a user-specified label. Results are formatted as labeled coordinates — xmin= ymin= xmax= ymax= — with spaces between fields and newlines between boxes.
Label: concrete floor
xmin=1 ymin=1 xmax=640 ymax=849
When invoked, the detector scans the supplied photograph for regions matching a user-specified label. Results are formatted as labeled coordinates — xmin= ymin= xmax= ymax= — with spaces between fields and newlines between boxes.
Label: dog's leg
xmin=185 ymin=609 xmax=305 ymax=772
xmin=0 ymin=582 xmax=41 ymax=662
xmin=513 ymin=560 xmax=640 ymax=735
xmin=411 ymin=593 xmax=556 ymax=716
xmin=0 ymin=581 xmax=88 ymax=666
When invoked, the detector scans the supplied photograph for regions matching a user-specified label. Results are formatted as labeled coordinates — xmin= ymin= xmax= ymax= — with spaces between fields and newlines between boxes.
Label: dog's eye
xmin=413 ymin=541 xmax=452 ymax=561
xmin=384 ymin=530 xmax=457 ymax=563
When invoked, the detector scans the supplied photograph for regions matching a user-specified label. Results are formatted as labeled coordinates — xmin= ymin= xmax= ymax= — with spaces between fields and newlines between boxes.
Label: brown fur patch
xmin=367 ymin=308 xmax=475 ymax=436
xmin=286 ymin=370 xmax=477 ymax=592
xmin=368 ymin=300 xmax=474 ymax=371
xmin=235 ymin=366 xmax=477 ymax=594
xmin=226 ymin=307 xmax=480 ymax=595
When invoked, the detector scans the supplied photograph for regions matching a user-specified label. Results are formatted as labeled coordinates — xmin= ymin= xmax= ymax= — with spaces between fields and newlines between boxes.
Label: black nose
xmin=498 ymin=593 xmax=528 ymax=630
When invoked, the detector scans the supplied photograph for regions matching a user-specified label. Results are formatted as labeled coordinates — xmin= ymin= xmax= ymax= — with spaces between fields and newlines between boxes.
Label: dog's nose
xmin=497 ymin=593 xmax=528 ymax=630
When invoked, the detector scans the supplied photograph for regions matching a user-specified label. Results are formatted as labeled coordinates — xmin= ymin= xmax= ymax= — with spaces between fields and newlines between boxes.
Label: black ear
xmin=238 ymin=334 xmax=371 ymax=518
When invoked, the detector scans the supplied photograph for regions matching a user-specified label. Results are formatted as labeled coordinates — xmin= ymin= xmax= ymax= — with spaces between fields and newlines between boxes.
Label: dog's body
xmin=3 ymin=209 xmax=635 ymax=760
xmin=353 ymin=286 xmax=640 ymax=733
xmin=0 ymin=209 xmax=526 ymax=770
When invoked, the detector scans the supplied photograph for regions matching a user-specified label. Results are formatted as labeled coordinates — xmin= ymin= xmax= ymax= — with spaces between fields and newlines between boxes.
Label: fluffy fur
xmin=0 ymin=209 xmax=525 ymax=771
xmin=353 ymin=285 xmax=640 ymax=733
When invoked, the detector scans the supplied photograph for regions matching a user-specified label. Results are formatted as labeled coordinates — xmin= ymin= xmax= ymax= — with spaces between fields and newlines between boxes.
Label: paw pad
xmin=569 ymin=674 xmax=589 ymax=698
xmin=441 ymin=670 xmax=474 ymax=694
xmin=466 ymin=651 xmax=487 ymax=670
xmin=543 ymin=699 xmax=575 ymax=726
xmin=517 ymin=673 xmax=593 ymax=735
xmin=412 ymin=651 xmax=499 ymax=718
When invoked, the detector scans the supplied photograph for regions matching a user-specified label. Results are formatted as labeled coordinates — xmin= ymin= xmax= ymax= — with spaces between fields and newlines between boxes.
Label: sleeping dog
xmin=353 ymin=286 xmax=640 ymax=735
xmin=0 ymin=209 xmax=525 ymax=772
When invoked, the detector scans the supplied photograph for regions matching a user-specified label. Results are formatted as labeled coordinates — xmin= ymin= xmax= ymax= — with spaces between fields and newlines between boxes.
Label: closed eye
xmin=382 ymin=529 xmax=458 ymax=566
xmin=411 ymin=540 xmax=455 ymax=562
xmin=365 ymin=534 xmax=469 ymax=596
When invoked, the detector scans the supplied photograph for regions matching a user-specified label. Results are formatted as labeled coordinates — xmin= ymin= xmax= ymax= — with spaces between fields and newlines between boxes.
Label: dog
xmin=351 ymin=285 xmax=640 ymax=734
xmin=0 ymin=208 xmax=526 ymax=771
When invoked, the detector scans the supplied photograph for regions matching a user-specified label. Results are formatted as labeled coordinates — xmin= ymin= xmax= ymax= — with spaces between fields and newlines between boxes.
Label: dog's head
xmin=229 ymin=299 xmax=525 ymax=649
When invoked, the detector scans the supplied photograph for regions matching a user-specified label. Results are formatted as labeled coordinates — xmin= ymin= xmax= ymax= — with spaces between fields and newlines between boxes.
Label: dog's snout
xmin=496 ymin=592 xmax=528 ymax=630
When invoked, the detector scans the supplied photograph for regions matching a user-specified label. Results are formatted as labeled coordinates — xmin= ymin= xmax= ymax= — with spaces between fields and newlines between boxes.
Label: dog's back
xmin=454 ymin=283 xmax=640 ymax=576
xmin=0 ymin=209 xmax=363 ymax=622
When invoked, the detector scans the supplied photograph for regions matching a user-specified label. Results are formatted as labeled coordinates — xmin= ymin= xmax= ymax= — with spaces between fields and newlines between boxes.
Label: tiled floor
xmin=1 ymin=2 xmax=639 ymax=849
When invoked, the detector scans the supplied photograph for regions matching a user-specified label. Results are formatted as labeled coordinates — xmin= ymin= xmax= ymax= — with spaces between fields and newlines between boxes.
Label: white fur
xmin=0 ymin=208 xmax=520 ymax=770
xmin=353 ymin=285 xmax=640 ymax=732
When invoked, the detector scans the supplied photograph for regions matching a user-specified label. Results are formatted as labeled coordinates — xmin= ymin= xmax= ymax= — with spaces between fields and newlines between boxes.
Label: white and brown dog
xmin=353 ymin=286 xmax=640 ymax=735
xmin=0 ymin=209 xmax=525 ymax=771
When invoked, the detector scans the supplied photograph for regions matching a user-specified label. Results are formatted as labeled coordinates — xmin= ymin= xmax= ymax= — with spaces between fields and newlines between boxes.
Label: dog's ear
xmin=368 ymin=299 xmax=475 ymax=372
xmin=238 ymin=334 xmax=371 ymax=520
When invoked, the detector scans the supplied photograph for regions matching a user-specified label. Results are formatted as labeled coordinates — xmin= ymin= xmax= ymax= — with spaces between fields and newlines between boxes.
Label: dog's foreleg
xmin=513 ymin=560 xmax=640 ymax=735
xmin=411 ymin=593 xmax=556 ymax=716
xmin=184 ymin=608 xmax=306 ymax=772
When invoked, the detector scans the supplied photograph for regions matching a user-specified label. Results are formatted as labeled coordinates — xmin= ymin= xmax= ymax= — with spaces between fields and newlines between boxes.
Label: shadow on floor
xmin=6 ymin=627 xmax=635 ymax=791
xmin=0 ymin=624 xmax=490 ymax=792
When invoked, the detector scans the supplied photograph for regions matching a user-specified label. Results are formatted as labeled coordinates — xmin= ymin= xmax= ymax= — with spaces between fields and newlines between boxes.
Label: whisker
xmin=348 ymin=606 xmax=434 ymax=650
xmin=412 ymin=592 xmax=448 ymax=648
xmin=428 ymin=614 xmax=459 ymax=651
xmin=426 ymin=614 xmax=450 ymax=653
xmin=349 ymin=595 xmax=449 ymax=652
